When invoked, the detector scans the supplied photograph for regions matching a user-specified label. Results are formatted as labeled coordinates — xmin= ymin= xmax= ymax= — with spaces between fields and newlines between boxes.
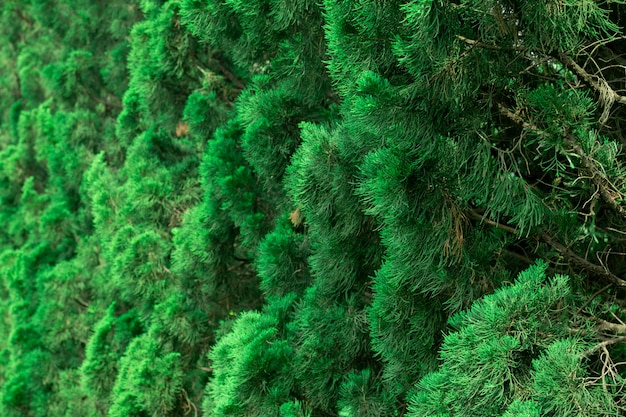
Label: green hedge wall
xmin=1 ymin=1 xmax=626 ymax=416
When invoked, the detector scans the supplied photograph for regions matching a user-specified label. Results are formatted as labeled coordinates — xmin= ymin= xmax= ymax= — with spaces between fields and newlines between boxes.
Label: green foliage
xmin=256 ymin=214 xmax=311 ymax=298
xmin=80 ymin=305 xmax=143 ymax=408
xmin=531 ymin=339 xmax=618 ymax=417
xmin=501 ymin=400 xmax=542 ymax=417
xmin=409 ymin=262 xmax=623 ymax=417
xmin=3 ymin=0 xmax=626 ymax=416
xmin=108 ymin=333 xmax=184 ymax=417
xmin=293 ymin=287 xmax=373 ymax=412
xmin=203 ymin=295 xmax=298 ymax=417
xmin=338 ymin=369 xmax=397 ymax=417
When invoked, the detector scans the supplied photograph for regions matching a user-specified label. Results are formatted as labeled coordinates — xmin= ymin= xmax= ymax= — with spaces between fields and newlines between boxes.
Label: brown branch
xmin=577 ymin=283 xmax=614 ymax=314
xmin=594 ymin=317 xmax=626 ymax=334
xmin=456 ymin=35 xmax=507 ymax=51
xmin=467 ymin=208 xmax=517 ymax=234
xmin=13 ymin=8 xmax=34 ymax=27
xmin=584 ymin=336 xmax=626 ymax=357
xmin=455 ymin=35 xmax=531 ymax=54
xmin=539 ymin=232 xmax=626 ymax=288
xmin=496 ymin=103 xmax=549 ymax=136
xmin=468 ymin=208 xmax=626 ymax=288
xmin=563 ymin=136 xmax=626 ymax=218
xmin=227 ymin=260 xmax=246 ymax=272
xmin=497 ymin=102 xmax=626 ymax=221
xmin=212 ymin=59 xmax=245 ymax=90
xmin=503 ymin=249 xmax=534 ymax=265
xmin=73 ymin=297 xmax=90 ymax=308
xmin=181 ymin=388 xmax=198 ymax=417
xmin=560 ymin=52 xmax=626 ymax=106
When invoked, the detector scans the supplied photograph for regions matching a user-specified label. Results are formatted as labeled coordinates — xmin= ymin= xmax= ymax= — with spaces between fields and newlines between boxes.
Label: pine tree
xmin=409 ymin=262 xmax=623 ymax=416
xmin=202 ymin=0 xmax=626 ymax=416
xmin=0 ymin=1 xmax=139 ymax=416
xmin=2 ymin=0 xmax=626 ymax=416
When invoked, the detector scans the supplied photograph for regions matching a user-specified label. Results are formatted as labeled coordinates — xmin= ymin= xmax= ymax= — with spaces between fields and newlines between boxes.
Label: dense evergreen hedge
xmin=1 ymin=1 xmax=626 ymax=416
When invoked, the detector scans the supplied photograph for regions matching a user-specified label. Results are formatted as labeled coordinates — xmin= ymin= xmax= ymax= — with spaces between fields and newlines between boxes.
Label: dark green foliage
xmin=183 ymin=91 xmax=229 ymax=141
xmin=108 ymin=333 xmax=184 ymax=417
xmin=203 ymin=295 xmax=298 ymax=417
xmin=293 ymin=288 xmax=373 ymax=412
xmin=409 ymin=262 xmax=624 ymax=417
xmin=256 ymin=214 xmax=311 ymax=298
xmin=337 ymin=369 xmax=397 ymax=417
xmin=80 ymin=305 xmax=143 ymax=407
xmin=2 ymin=0 xmax=626 ymax=416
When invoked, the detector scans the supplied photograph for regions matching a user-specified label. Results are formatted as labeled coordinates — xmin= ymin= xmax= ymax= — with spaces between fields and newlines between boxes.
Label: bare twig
xmin=497 ymin=102 xmax=626 ymax=221
xmin=560 ymin=52 xmax=626 ymax=106
xmin=467 ymin=208 xmax=517 ymax=234
xmin=584 ymin=336 xmax=626 ymax=357
xmin=594 ymin=317 xmax=626 ymax=334
xmin=468 ymin=208 xmax=626 ymax=288
xmin=539 ymin=232 xmax=626 ymax=288
xmin=577 ymin=283 xmax=614 ymax=315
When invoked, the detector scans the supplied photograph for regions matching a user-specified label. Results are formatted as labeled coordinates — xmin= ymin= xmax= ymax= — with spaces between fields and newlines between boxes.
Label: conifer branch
xmin=538 ymin=231 xmax=626 ymax=289
xmin=584 ymin=336 xmax=626 ymax=357
xmin=577 ymin=283 xmax=613 ymax=314
xmin=467 ymin=208 xmax=517 ymax=234
xmin=468 ymin=208 xmax=626 ymax=288
xmin=563 ymin=136 xmax=626 ymax=219
xmin=496 ymin=102 xmax=547 ymax=135
xmin=594 ymin=317 xmax=626 ymax=334
xmin=559 ymin=53 xmax=626 ymax=107
xmin=497 ymin=102 xmax=626 ymax=220
xmin=456 ymin=35 xmax=508 ymax=51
